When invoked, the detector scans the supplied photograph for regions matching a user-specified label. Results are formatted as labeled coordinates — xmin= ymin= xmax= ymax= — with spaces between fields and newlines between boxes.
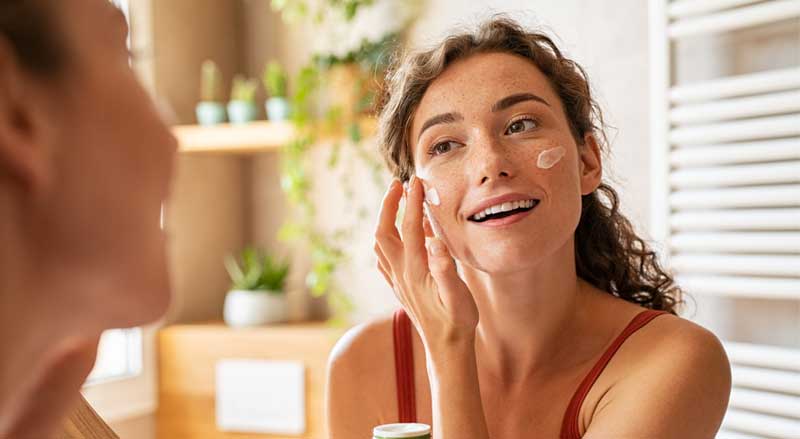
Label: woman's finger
xmin=375 ymin=179 xmax=404 ymax=267
xmin=422 ymin=210 xmax=434 ymax=238
xmin=376 ymin=179 xmax=403 ymax=242
xmin=401 ymin=176 xmax=429 ymax=285
xmin=374 ymin=242 xmax=393 ymax=280
xmin=376 ymin=261 xmax=393 ymax=288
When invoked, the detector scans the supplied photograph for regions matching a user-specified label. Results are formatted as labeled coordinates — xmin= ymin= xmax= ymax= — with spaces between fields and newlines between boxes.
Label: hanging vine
xmin=272 ymin=3 xmax=406 ymax=324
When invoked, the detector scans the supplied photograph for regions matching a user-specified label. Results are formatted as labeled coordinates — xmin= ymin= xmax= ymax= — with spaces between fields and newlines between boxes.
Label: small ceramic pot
xmin=223 ymin=290 xmax=288 ymax=327
xmin=195 ymin=101 xmax=226 ymax=125
xmin=265 ymin=97 xmax=290 ymax=121
xmin=226 ymin=100 xmax=258 ymax=124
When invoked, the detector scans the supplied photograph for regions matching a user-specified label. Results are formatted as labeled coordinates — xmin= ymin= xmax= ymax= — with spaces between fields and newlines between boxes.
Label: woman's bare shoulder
xmin=328 ymin=314 xmax=395 ymax=377
xmin=624 ymin=307 xmax=725 ymax=359
xmin=583 ymin=309 xmax=731 ymax=437
xmin=326 ymin=314 xmax=397 ymax=438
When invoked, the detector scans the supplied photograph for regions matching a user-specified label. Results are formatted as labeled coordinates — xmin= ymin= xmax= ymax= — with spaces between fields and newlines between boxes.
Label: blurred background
xmin=81 ymin=1 xmax=799 ymax=438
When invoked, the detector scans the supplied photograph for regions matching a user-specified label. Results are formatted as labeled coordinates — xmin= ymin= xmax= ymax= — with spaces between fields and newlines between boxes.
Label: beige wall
xmin=152 ymin=0 xmax=244 ymax=124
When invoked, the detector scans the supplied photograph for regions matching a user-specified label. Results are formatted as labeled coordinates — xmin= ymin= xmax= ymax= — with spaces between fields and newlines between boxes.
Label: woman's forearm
xmin=426 ymin=338 xmax=491 ymax=439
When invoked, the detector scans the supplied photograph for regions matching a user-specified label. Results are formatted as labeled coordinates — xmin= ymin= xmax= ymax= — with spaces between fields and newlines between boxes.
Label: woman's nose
xmin=470 ymin=137 xmax=515 ymax=185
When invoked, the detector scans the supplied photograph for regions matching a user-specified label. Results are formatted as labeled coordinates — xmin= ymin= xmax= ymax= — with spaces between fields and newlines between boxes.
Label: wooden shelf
xmin=174 ymin=121 xmax=295 ymax=154
xmin=173 ymin=118 xmax=378 ymax=155
xmin=157 ymin=321 xmax=346 ymax=439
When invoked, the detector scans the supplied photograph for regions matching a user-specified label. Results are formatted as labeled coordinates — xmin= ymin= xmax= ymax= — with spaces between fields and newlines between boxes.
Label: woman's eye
xmin=505 ymin=118 xmax=537 ymax=134
xmin=428 ymin=140 xmax=460 ymax=157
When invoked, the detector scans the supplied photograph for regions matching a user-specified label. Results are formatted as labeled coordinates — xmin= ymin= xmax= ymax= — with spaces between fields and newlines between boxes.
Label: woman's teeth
xmin=471 ymin=199 xmax=538 ymax=221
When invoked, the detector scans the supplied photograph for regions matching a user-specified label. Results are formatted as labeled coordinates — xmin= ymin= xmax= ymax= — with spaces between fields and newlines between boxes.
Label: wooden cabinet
xmin=156 ymin=322 xmax=345 ymax=439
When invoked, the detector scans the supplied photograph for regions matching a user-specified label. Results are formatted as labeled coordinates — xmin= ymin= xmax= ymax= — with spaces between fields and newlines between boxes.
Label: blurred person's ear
xmin=0 ymin=37 xmax=53 ymax=193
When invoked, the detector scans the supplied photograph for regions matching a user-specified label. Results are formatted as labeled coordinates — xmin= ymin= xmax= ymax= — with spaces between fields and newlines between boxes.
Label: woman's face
xmin=410 ymin=52 xmax=601 ymax=274
xmin=31 ymin=0 xmax=177 ymax=326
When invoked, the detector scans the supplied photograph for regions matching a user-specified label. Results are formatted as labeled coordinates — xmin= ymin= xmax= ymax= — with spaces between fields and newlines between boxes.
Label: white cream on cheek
xmin=420 ymin=180 xmax=444 ymax=238
xmin=425 ymin=187 xmax=441 ymax=206
xmin=537 ymin=145 xmax=566 ymax=169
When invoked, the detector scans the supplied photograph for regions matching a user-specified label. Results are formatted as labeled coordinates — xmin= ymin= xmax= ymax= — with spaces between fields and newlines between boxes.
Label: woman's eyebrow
xmin=417 ymin=112 xmax=464 ymax=141
xmin=491 ymin=93 xmax=550 ymax=112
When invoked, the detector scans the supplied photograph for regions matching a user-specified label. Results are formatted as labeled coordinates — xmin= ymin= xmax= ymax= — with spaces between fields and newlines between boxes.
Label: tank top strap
xmin=393 ymin=308 xmax=417 ymax=423
xmin=559 ymin=309 xmax=669 ymax=439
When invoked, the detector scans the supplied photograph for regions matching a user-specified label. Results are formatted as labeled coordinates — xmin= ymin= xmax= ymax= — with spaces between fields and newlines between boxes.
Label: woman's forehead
xmin=411 ymin=52 xmax=560 ymax=134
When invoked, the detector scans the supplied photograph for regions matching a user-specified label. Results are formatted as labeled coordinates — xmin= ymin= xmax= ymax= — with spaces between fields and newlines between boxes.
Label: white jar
xmin=373 ymin=423 xmax=431 ymax=439
xmin=223 ymin=289 xmax=288 ymax=327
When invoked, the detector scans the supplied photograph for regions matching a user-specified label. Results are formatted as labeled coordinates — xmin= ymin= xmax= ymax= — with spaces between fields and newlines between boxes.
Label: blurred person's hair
xmin=376 ymin=15 xmax=683 ymax=314
xmin=0 ymin=0 xmax=65 ymax=75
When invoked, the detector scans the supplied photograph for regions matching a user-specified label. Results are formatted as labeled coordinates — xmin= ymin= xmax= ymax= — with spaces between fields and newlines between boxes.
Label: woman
xmin=0 ymin=0 xmax=176 ymax=438
xmin=327 ymin=17 xmax=731 ymax=438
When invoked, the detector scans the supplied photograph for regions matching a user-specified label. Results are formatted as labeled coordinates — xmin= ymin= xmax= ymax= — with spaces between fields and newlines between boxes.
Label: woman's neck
xmin=0 ymin=221 xmax=103 ymax=439
xmin=463 ymin=236 xmax=594 ymax=384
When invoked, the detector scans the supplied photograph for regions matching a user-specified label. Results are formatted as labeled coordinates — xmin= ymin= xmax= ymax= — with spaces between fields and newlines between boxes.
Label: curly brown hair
xmin=376 ymin=16 xmax=683 ymax=314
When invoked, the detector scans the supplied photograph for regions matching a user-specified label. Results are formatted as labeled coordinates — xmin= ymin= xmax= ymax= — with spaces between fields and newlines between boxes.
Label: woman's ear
xmin=0 ymin=38 xmax=52 ymax=193
xmin=578 ymin=133 xmax=602 ymax=195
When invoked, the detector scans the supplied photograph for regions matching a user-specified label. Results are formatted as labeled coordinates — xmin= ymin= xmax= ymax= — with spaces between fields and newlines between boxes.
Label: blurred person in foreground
xmin=0 ymin=1 xmax=177 ymax=437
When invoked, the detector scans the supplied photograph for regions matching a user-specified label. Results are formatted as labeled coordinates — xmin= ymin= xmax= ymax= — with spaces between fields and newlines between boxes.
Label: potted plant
xmin=223 ymin=248 xmax=290 ymax=327
xmin=196 ymin=60 xmax=226 ymax=125
xmin=263 ymin=61 xmax=290 ymax=121
xmin=227 ymin=75 xmax=259 ymax=124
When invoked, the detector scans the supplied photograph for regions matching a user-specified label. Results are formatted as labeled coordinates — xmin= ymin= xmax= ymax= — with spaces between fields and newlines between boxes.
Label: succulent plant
xmin=263 ymin=61 xmax=288 ymax=98
xmin=230 ymin=75 xmax=259 ymax=102
xmin=224 ymin=248 xmax=290 ymax=293
xmin=200 ymin=59 xmax=223 ymax=102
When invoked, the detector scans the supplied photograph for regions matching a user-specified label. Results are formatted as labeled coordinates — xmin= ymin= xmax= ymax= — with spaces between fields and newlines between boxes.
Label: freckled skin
xmin=410 ymin=52 xmax=595 ymax=274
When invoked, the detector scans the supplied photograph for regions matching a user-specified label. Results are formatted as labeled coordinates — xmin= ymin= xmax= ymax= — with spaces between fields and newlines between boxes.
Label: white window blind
xmin=649 ymin=1 xmax=800 ymax=438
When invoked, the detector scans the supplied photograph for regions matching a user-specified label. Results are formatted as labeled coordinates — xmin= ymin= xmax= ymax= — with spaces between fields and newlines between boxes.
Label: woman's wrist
xmin=425 ymin=332 xmax=476 ymax=371
xmin=425 ymin=335 xmax=491 ymax=439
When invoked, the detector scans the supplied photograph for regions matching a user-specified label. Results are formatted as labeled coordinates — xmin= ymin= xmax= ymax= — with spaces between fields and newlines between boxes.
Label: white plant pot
xmin=223 ymin=290 xmax=288 ymax=327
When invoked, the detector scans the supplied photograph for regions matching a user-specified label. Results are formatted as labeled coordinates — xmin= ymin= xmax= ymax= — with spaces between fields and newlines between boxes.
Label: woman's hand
xmin=373 ymin=176 xmax=479 ymax=351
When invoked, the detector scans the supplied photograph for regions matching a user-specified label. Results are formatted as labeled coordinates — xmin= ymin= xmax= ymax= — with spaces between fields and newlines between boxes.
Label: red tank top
xmin=392 ymin=308 xmax=668 ymax=438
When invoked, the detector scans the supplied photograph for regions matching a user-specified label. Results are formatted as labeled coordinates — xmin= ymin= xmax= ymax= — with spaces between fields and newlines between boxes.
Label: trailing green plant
xmin=230 ymin=75 xmax=259 ymax=102
xmin=200 ymin=59 xmax=223 ymax=102
xmin=271 ymin=0 xmax=375 ymax=23
xmin=313 ymin=33 xmax=397 ymax=71
xmin=269 ymin=0 xmax=410 ymax=325
xmin=225 ymin=248 xmax=290 ymax=293
xmin=263 ymin=61 xmax=289 ymax=98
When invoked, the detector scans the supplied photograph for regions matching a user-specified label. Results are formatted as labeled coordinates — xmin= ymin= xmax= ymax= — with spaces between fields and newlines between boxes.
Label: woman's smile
xmin=467 ymin=198 xmax=540 ymax=228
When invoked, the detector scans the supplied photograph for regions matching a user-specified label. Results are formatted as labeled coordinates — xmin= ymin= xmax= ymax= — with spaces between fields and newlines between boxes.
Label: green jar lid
xmin=373 ymin=423 xmax=432 ymax=439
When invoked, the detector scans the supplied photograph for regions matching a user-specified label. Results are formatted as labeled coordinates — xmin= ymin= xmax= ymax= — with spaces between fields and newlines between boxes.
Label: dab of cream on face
xmin=425 ymin=187 xmax=440 ymax=206
xmin=420 ymin=182 xmax=444 ymax=239
xmin=537 ymin=146 xmax=566 ymax=169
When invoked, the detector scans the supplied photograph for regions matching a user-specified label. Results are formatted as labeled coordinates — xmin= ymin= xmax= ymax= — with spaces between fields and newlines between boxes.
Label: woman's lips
xmin=470 ymin=201 xmax=539 ymax=228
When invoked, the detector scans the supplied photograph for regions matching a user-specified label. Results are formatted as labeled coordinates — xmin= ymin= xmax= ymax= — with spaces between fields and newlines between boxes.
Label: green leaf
xmin=327 ymin=142 xmax=341 ymax=168
xmin=347 ymin=122 xmax=361 ymax=143
xmin=278 ymin=222 xmax=305 ymax=242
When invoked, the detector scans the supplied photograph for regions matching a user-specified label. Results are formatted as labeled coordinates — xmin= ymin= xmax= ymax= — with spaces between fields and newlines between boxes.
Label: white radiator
xmin=649 ymin=1 xmax=800 ymax=438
